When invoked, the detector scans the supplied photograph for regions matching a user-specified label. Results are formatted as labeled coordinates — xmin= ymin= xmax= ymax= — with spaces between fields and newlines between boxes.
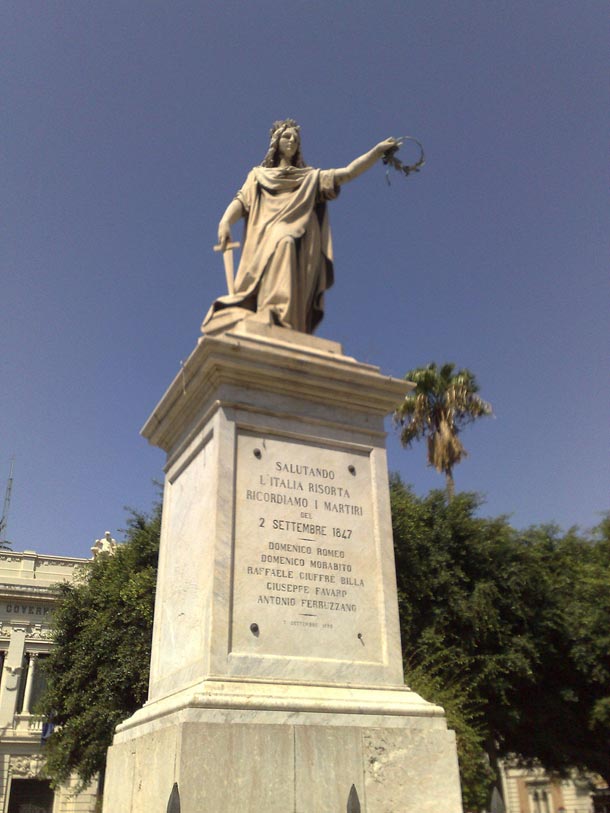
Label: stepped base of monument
xmin=103 ymin=690 xmax=463 ymax=813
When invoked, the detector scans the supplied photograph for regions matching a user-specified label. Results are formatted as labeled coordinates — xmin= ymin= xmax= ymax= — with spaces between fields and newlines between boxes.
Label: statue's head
xmin=261 ymin=119 xmax=306 ymax=168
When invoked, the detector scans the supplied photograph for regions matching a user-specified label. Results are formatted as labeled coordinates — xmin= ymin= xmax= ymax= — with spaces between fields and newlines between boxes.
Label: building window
xmin=16 ymin=654 xmax=48 ymax=715
xmin=529 ymin=786 xmax=551 ymax=813
xmin=30 ymin=654 xmax=48 ymax=713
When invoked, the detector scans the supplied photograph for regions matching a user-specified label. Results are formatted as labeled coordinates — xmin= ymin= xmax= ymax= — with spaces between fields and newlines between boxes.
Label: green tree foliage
xmin=394 ymin=363 xmax=492 ymax=500
xmin=40 ymin=504 xmax=160 ymax=790
xmin=404 ymin=653 xmax=495 ymax=811
xmin=390 ymin=477 xmax=610 ymax=802
xmin=40 ymin=487 xmax=609 ymax=807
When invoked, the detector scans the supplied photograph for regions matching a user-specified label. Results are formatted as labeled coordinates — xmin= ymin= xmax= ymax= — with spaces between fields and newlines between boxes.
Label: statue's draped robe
xmin=203 ymin=166 xmax=339 ymax=334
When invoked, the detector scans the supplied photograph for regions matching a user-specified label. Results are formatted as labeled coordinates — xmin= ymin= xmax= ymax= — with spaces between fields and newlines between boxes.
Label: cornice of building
xmin=0 ymin=550 xmax=89 ymax=567
xmin=0 ymin=582 xmax=60 ymax=601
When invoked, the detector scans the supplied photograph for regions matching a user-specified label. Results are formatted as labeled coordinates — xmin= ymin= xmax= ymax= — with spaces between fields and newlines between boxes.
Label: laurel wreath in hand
xmin=382 ymin=136 xmax=425 ymax=184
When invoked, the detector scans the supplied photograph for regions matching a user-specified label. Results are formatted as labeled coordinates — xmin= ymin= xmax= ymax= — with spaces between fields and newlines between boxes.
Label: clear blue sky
xmin=2 ymin=1 xmax=608 ymax=558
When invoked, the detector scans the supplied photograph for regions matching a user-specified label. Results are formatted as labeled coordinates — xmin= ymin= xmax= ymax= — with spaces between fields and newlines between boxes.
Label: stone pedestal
xmin=103 ymin=324 xmax=463 ymax=812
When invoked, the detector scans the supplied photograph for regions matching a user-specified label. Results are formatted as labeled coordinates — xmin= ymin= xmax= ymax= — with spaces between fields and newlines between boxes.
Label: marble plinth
xmin=102 ymin=325 xmax=463 ymax=812
xmin=104 ymin=710 xmax=462 ymax=813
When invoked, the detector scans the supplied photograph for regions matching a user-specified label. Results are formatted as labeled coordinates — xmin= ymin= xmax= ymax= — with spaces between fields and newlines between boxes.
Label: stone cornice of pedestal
xmin=115 ymin=677 xmax=446 ymax=736
xmin=142 ymin=330 xmax=413 ymax=453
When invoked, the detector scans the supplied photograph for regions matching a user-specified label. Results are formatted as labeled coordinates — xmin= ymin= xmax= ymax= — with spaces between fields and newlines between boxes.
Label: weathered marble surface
xmin=105 ymin=713 xmax=463 ymax=813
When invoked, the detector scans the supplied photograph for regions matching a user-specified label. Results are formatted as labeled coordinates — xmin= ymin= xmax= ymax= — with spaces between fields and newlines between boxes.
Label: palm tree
xmin=394 ymin=363 xmax=492 ymax=501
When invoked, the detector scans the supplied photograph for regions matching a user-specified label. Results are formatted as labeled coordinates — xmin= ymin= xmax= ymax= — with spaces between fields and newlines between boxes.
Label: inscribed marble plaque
xmin=231 ymin=431 xmax=384 ymax=665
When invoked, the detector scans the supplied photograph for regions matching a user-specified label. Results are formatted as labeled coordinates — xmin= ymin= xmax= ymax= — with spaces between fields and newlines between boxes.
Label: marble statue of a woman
xmin=202 ymin=120 xmax=398 ymax=335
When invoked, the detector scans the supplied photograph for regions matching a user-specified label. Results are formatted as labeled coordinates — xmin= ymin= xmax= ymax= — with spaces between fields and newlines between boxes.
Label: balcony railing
xmin=13 ymin=713 xmax=44 ymax=735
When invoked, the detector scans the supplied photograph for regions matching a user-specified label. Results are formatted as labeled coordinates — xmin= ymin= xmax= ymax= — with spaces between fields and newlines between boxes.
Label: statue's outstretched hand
xmin=375 ymin=137 xmax=401 ymax=157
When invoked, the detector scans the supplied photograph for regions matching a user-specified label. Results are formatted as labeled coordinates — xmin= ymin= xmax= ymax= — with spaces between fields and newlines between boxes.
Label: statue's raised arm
xmin=202 ymin=120 xmax=398 ymax=337
xmin=332 ymin=137 xmax=400 ymax=186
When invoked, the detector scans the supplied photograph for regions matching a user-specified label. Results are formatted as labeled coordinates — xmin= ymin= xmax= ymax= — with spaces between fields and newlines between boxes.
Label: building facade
xmin=500 ymin=762 xmax=603 ymax=813
xmin=0 ymin=549 xmax=97 ymax=813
